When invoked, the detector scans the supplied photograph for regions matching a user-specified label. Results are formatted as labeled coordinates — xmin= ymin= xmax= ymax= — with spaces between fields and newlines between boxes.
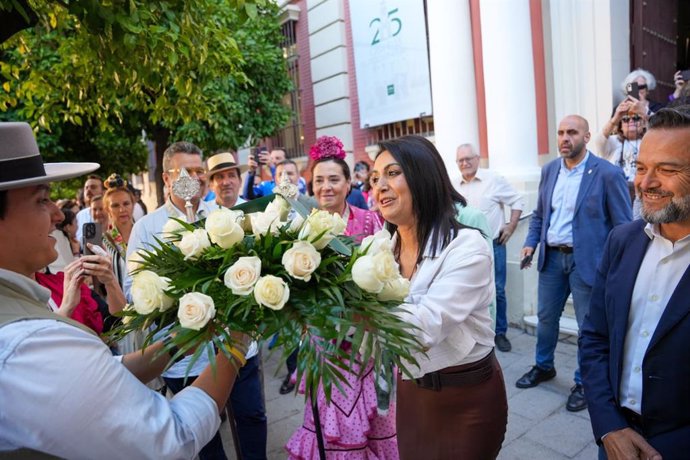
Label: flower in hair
xmin=309 ymin=136 xmax=346 ymax=161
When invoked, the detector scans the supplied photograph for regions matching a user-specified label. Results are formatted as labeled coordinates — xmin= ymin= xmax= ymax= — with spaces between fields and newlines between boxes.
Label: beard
xmin=638 ymin=188 xmax=690 ymax=224
xmin=559 ymin=140 xmax=586 ymax=159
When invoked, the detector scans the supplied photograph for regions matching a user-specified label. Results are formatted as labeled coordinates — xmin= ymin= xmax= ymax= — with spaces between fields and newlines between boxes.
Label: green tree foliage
xmin=1 ymin=0 xmax=291 ymax=201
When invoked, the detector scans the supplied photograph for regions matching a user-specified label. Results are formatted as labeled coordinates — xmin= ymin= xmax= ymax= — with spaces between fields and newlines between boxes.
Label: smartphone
xmin=681 ymin=69 xmax=690 ymax=82
xmin=520 ymin=253 xmax=533 ymax=270
xmin=626 ymin=81 xmax=640 ymax=100
xmin=82 ymin=222 xmax=103 ymax=256
xmin=258 ymin=149 xmax=269 ymax=165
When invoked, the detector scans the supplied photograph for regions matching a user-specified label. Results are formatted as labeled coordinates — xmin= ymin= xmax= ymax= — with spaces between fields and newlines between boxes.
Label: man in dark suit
xmin=580 ymin=106 xmax=690 ymax=460
xmin=516 ymin=115 xmax=632 ymax=412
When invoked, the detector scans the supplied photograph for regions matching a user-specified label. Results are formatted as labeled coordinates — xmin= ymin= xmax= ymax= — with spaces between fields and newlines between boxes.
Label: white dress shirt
xmin=397 ymin=228 xmax=495 ymax=379
xmin=620 ymin=223 xmax=690 ymax=414
xmin=125 ymin=200 xmax=256 ymax=379
xmin=133 ymin=201 xmax=146 ymax=222
xmin=75 ymin=207 xmax=93 ymax=248
xmin=0 ymin=269 xmax=219 ymax=459
xmin=459 ymin=168 xmax=524 ymax=239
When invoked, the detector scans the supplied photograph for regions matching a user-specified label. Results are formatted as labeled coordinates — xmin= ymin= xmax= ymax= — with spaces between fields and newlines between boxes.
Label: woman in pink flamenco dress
xmin=285 ymin=137 xmax=397 ymax=459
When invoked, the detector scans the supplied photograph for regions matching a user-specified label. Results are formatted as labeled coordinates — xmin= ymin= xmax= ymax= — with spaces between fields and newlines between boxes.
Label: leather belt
xmin=415 ymin=350 xmax=495 ymax=391
xmin=548 ymin=245 xmax=573 ymax=254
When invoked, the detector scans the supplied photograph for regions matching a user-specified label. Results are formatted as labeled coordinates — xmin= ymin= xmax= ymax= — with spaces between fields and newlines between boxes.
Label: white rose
xmin=178 ymin=229 xmax=211 ymax=260
xmin=265 ymin=196 xmax=290 ymax=220
xmin=288 ymin=214 xmax=305 ymax=234
xmin=177 ymin=292 xmax=216 ymax=330
xmin=299 ymin=210 xmax=346 ymax=249
xmin=254 ymin=275 xmax=290 ymax=310
xmin=372 ymin=250 xmax=400 ymax=283
xmin=361 ymin=229 xmax=394 ymax=255
xmin=131 ymin=270 xmax=174 ymax=314
xmin=224 ymin=256 xmax=262 ymax=295
xmin=251 ymin=210 xmax=282 ymax=237
xmin=351 ymin=255 xmax=384 ymax=293
xmin=161 ymin=218 xmax=185 ymax=242
xmin=377 ymin=277 xmax=410 ymax=302
xmin=205 ymin=208 xmax=245 ymax=249
xmin=282 ymin=241 xmax=321 ymax=282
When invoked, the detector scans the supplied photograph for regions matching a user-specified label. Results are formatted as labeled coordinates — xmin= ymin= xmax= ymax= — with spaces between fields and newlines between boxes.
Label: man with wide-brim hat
xmin=206 ymin=151 xmax=248 ymax=209
xmin=205 ymin=150 xmax=270 ymax=459
xmin=0 ymin=122 xmax=244 ymax=459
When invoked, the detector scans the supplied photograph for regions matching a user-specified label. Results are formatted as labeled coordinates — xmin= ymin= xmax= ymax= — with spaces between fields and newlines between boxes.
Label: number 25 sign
xmin=369 ymin=8 xmax=402 ymax=46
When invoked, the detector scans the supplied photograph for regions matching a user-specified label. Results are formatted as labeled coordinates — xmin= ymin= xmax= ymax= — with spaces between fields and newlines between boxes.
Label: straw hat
xmin=0 ymin=122 xmax=99 ymax=190
xmin=206 ymin=151 xmax=248 ymax=180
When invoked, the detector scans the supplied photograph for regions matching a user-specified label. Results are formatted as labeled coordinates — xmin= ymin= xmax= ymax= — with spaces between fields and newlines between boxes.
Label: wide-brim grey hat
xmin=0 ymin=122 xmax=99 ymax=191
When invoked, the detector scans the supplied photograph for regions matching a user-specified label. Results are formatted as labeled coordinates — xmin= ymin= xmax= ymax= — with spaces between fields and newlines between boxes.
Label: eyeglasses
xmin=622 ymin=115 xmax=642 ymax=123
xmin=638 ymin=84 xmax=648 ymax=91
xmin=167 ymin=167 xmax=207 ymax=176
xmin=456 ymin=157 xmax=477 ymax=164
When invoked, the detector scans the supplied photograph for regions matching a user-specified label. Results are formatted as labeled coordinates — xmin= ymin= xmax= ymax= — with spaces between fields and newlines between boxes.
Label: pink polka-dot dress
xmin=285 ymin=208 xmax=397 ymax=459
xmin=284 ymin=359 xmax=398 ymax=459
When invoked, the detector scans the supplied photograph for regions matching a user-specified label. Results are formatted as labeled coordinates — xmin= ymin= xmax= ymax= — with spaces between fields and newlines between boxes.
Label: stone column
xmin=426 ymin=0 xmax=479 ymax=180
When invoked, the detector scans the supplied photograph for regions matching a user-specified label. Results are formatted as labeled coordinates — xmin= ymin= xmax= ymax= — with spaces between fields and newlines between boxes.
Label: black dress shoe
xmin=515 ymin=366 xmax=557 ymax=388
xmin=566 ymin=384 xmax=587 ymax=412
xmin=279 ymin=375 xmax=295 ymax=395
xmin=495 ymin=334 xmax=512 ymax=352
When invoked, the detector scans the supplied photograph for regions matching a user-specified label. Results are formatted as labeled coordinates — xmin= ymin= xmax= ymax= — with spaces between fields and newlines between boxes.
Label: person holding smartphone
xmin=619 ymin=69 xmax=665 ymax=115
xmin=0 ymin=122 xmax=245 ymax=459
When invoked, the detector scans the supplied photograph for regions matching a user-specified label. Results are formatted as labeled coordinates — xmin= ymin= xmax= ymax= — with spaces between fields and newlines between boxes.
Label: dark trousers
xmin=285 ymin=348 xmax=298 ymax=374
xmin=164 ymin=355 xmax=267 ymax=460
xmin=228 ymin=355 xmax=268 ymax=460
xmin=493 ymin=240 xmax=508 ymax=335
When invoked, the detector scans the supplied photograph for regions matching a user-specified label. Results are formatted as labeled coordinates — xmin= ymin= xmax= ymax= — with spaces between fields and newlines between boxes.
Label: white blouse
xmin=397 ymin=228 xmax=495 ymax=379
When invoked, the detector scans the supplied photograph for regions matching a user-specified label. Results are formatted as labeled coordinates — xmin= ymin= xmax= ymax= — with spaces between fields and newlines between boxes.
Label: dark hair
xmin=309 ymin=157 xmax=352 ymax=198
xmin=0 ymin=190 xmax=6 ymax=220
xmin=86 ymin=174 xmax=103 ymax=182
xmin=377 ymin=135 xmax=467 ymax=264
xmin=57 ymin=209 xmax=76 ymax=235
xmin=277 ymin=159 xmax=298 ymax=169
xmin=163 ymin=141 xmax=203 ymax=171
xmin=354 ymin=161 xmax=370 ymax=173
xmin=310 ymin=157 xmax=351 ymax=182
xmin=648 ymin=105 xmax=690 ymax=129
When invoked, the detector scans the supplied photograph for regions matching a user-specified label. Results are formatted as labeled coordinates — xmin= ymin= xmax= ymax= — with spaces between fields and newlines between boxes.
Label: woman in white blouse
xmin=370 ymin=135 xmax=508 ymax=459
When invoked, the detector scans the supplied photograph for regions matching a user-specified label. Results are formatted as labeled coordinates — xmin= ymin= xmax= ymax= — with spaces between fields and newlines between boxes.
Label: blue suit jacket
xmin=524 ymin=153 xmax=631 ymax=286
xmin=580 ymin=220 xmax=690 ymax=455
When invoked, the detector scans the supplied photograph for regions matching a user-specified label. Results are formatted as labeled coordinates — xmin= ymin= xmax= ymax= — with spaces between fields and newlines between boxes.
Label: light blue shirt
xmin=125 ymin=200 xmax=218 ymax=379
xmin=0 ymin=268 xmax=219 ymax=458
xmin=547 ymin=151 xmax=590 ymax=246
xmin=125 ymin=199 xmax=257 ymax=376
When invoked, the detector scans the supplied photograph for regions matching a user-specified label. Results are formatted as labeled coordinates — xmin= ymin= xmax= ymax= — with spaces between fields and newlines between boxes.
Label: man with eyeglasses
xmin=516 ymin=115 xmax=631 ymax=413
xmin=456 ymin=144 xmax=524 ymax=353
xmin=124 ymin=141 xmax=231 ymax=460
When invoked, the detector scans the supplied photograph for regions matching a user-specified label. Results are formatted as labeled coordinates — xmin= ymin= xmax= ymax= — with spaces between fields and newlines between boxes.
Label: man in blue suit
xmin=516 ymin=115 xmax=631 ymax=412
xmin=580 ymin=106 xmax=690 ymax=460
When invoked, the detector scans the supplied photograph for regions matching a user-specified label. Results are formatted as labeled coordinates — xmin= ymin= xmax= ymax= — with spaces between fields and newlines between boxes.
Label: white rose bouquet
xmin=111 ymin=194 xmax=421 ymax=403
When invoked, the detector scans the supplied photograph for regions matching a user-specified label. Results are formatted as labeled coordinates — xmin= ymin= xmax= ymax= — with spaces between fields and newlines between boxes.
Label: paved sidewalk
xmin=220 ymin=327 xmax=598 ymax=459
